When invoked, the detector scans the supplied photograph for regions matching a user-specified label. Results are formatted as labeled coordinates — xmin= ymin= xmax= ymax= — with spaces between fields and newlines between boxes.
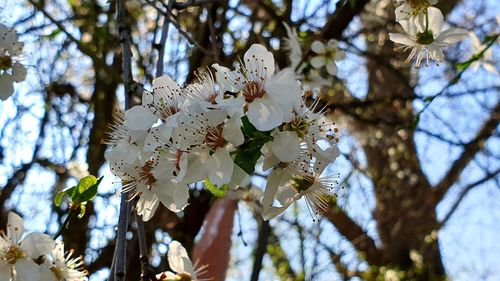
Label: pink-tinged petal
xmin=247 ymin=97 xmax=284 ymax=131
xmin=243 ymin=44 xmax=275 ymax=79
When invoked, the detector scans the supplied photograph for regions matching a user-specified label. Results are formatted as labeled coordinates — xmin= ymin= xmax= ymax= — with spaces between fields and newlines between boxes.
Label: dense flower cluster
xmin=0 ymin=212 xmax=87 ymax=281
xmin=389 ymin=0 xmax=468 ymax=67
xmin=0 ymin=24 xmax=26 ymax=100
xmin=105 ymin=44 xmax=341 ymax=222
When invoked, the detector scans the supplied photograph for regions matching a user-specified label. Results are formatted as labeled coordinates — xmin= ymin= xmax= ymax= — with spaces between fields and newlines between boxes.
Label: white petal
xmin=311 ymin=40 xmax=325 ymax=54
xmin=208 ymin=148 xmax=234 ymax=186
xmin=264 ymin=69 xmax=302 ymax=105
xmin=310 ymin=56 xmax=325 ymax=69
xmin=326 ymin=62 xmax=338 ymax=76
xmin=262 ymin=197 xmax=294 ymax=221
xmin=144 ymin=124 xmax=173 ymax=152
xmin=262 ymin=169 xmax=283 ymax=208
xmin=389 ymin=33 xmax=416 ymax=46
xmin=0 ymin=74 xmax=14 ymax=101
xmin=168 ymin=241 xmax=195 ymax=275
xmin=395 ymin=4 xmax=412 ymax=22
xmin=124 ymin=106 xmax=158 ymax=131
xmin=7 ymin=212 xmax=24 ymax=245
xmin=313 ymin=144 xmax=340 ymax=175
xmin=152 ymin=75 xmax=183 ymax=105
xmin=435 ymin=28 xmax=468 ymax=44
xmin=243 ymin=44 xmax=275 ymax=79
xmin=0 ymin=261 xmax=12 ymax=281
xmin=260 ymin=142 xmax=280 ymax=171
xmin=11 ymin=63 xmax=26 ymax=82
xmin=204 ymin=108 xmax=228 ymax=127
xmin=247 ymin=97 xmax=284 ymax=131
xmin=212 ymin=63 xmax=245 ymax=93
xmin=39 ymin=261 xmax=57 ymax=281
xmin=14 ymin=258 xmax=40 ymax=281
xmin=21 ymin=233 xmax=55 ymax=258
xmin=136 ymin=190 xmax=159 ymax=221
xmin=223 ymin=113 xmax=244 ymax=146
xmin=271 ymin=131 xmax=301 ymax=163
xmin=426 ymin=7 xmax=444 ymax=33
xmin=399 ymin=19 xmax=418 ymax=36
xmin=181 ymin=151 xmax=209 ymax=183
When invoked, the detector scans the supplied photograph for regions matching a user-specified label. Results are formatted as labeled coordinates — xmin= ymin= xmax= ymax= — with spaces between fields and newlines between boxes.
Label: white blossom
xmin=389 ymin=7 xmax=468 ymax=67
xmin=0 ymin=212 xmax=55 ymax=281
xmin=0 ymin=24 xmax=26 ymax=101
xmin=39 ymin=241 xmax=87 ymax=281
xmin=213 ymin=44 xmax=302 ymax=131
xmin=310 ymin=39 xmax=344 ymax=76
xmin=156 ymin=241 xmax=208 ymax=281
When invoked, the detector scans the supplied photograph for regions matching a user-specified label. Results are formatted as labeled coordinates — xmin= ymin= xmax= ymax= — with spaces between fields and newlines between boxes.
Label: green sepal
xmin=204 ymin=179 xmax=229 ymax=197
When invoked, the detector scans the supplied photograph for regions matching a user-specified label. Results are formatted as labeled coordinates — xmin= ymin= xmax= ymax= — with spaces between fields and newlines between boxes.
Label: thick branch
xmin=323 ymin=206 xmax=383 ymax=265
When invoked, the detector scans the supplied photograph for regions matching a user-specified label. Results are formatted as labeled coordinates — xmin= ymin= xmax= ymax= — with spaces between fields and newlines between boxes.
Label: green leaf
xmin=204 ymin=179 xmax=229 ymax=197
xmin=80 ymin=176 xmax=103 ymax=202
xmin=77 ymin=175 xmax=97 ymax=195
xmin=234 ymin=148 xmax=262 ymax=175
xmin=54 ymin=191 xmax=65 ymax=207
xmin=241 ymin=115 xmax=257 ymax=138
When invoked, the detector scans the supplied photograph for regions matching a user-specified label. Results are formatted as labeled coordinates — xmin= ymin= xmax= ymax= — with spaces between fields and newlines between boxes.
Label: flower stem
xmin=53 ymin=212 xmax=75 ymax=239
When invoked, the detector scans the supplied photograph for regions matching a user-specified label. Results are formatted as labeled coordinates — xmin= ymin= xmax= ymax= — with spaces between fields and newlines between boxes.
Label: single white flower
xmin=389 ymin=7 xmax=468 ymax=67
xmin=469 ymin=32 xmax=497 ymax=74
xmin=156 ymin=241 xmax=208 ymax=281
xmin=310 ymin=39 xmax=344 ymax=76
xmin=106 ymin=151 xmax=189 ymax=221
xmin=39 ymin=241 xmax=88 ymax=281
xmin=184 ymin=68 xmax=244 ymax=117
xmin=0 ymin=24 xmax=26 ymax=101
xmin=262 ymin=164 xmax=341 ymax=221
xmin=0 ymin=212 xmax=55 ymax=281
xmin=127 ymin=75 xmax=186 ymax=152
xmin=175 ymin=108 xmax=244 ymax=186
xmin=394 ymin=0 xmax=438 ymax=22
xmin=213 ymin=44 xmax=302 ymax=131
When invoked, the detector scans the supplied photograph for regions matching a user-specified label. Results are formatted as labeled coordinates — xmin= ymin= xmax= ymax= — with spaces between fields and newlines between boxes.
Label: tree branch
xmin=433 ymin=101 xmax=500 ymax=201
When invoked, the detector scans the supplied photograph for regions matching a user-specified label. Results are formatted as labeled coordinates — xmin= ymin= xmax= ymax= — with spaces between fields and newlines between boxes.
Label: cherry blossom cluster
xmin=389 ymin=0 xmax=468 ymax=67
xmin=0 ymin=24 xmax=26 ymax=101
xmin=105 ymin=44 xmax=341 ymax=222
xmin=0 ymin=212 xmax=88 ymax=281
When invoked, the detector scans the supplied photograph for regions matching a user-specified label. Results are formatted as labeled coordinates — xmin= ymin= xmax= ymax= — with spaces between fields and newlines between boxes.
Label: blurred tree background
xmin=0 ymin=0 xmax=499 ymax=280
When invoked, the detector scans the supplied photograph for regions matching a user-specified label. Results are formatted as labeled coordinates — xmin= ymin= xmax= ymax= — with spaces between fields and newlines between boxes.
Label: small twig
xmin=111 ymin=0 xmax=135 ymax=280
xmin=155 ymin=1 xmax=173 ymax=77
xmin=135 ymin=213 xmax=156 ymax=280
